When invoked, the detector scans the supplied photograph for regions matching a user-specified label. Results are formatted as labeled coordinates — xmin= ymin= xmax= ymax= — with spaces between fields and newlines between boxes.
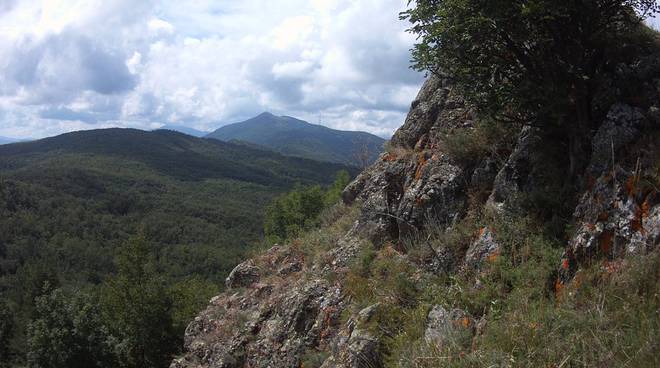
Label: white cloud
xmin=0 ymin=0 xmax=423 ymax=139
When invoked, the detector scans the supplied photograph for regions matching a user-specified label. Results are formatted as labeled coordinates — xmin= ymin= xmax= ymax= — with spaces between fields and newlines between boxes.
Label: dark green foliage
xmin=207 ymin=112 xmax=385 ymax=166
xmin=402 ymin=0 xmax=659 ymax=174
xmin=0 ymin=128 xmax=353 ymax=184
xmin=0 ymin=128 xmax=353 ymax=366
xmin=101 ymin=235 xmax=176 ymax=368
xmin=168 ymin=276 xmax=219 ymax=334
xmin=323 ymin=170 xmax=351 ymax=206
xmin=264 ymin=171 xmax=351 ymax=244
xmin=0 ymin=300 xmax=13 ymax=367
xmin=27 ymin=286 xmax=115 ymax=368
xmin=402 ymin=0 xmax=659 ymax=124
xmin=264 ymin=186 xmax=325 ymax=244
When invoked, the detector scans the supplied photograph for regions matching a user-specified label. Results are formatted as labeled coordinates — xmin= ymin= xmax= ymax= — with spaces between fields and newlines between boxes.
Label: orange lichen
xmin=414 ymin=153 xmax=428 ymax=181
xmin=597 ymin=211 xmax=609 ymax=222
xmin=319 ymin=306 xmax=337 ymax=339
xmin=461 ymin=317 xmax=471 ymax=328
xmin=603 ymin=259 xmax=623 ymax=275
xmin=486 ymin=250 xmax=501 ymax=263
xmin=599 ymin=230 xmax=614 ymax=254
xmin=625 ymin=175 xmax=639 ymax=197
xmin=631 ymin=206 xmax=645 ymax=234
xmin=478 ymin=227 xmax=488 ymax=237
xmin=554 ymin=278 xmax=564 ymax=297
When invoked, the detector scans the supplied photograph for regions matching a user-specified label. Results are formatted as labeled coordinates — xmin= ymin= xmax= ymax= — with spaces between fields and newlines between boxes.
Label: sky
xmin=1 ymin=2 xmax=659 ymax=141
xmin=0 ymin=0 xmax=425 ymax=139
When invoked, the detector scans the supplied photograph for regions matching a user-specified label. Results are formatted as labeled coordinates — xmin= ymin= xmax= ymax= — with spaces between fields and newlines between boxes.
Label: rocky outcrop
xmin=557 ymin=100 xmax=659 ymax=284
xmin=175 ymin=51 xmax=660 ymax=367
xmin=343 ymin=75 xmax=476 ymax=244
xmin=225 ymin=260 xmax=260 ymax=289
xmin=486 ymin=126 xmax=544 ymax=212
xmin=424 ymin=306 xmax=475 ymax=349
xmin=171 ymin=244 xmax=351 ymax=368
xmin=463 ymin=227 xmax=500 ymax=269
xmin=587 ymin=104 xmax=647 ymax=177
xmin=321 ymin=304 xmax=382 ymax=368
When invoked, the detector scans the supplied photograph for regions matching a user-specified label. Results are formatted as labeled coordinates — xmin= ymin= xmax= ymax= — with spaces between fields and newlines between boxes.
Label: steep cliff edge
xmin=173 ymin=50 xmax=660 ymax=367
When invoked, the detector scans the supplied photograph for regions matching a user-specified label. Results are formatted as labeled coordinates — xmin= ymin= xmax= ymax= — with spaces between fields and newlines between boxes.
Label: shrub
xmin=264 ymin=171 xmax=351 ymax=244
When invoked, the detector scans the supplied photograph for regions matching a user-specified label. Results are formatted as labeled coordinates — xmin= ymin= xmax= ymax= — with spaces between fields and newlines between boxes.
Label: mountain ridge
xmin=0 ymin=128 xmax=355 ymax=185
xmin=206 ymin=112 xmax=386 ymax=166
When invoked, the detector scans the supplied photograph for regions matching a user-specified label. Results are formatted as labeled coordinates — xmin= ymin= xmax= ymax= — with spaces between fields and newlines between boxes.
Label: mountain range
xmin=0 ymin=136 xmax=24 ymax=145
xmin=156 ymin=125 xmax=208 ymax=138
xmin=206 ymin=112 xmax=386 ymax=166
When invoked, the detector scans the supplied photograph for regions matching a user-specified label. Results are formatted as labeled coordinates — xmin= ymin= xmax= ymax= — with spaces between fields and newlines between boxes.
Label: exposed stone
xmin=559 ymin=166 xmax=659 ymax=283
xmin=225 ymin=260 xmax=260 ymax=289
xmin=487 ymin=126 xmax=542 ymax=212
xmin=588 ymin=104 xmax=646 ymax=176
xmin=343 ymin=148 xmax=468 ymax=244
xmin=389 ymin=75 xmax=452 ymax=149
xmin=424 ymin=305 xmax=475 ymax=349
xmin=464 ymin=227 xmax=500 ymax=269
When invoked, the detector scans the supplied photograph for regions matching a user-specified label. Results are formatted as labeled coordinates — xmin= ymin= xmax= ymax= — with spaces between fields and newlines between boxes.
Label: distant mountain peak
xmin=206 ymin=113 xmax=385 ymax=166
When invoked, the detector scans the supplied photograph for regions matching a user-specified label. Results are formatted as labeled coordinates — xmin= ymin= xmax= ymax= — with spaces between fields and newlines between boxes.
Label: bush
xmin=439 ymin=120 xmax=517 ymax=168
xmin=264 ymin=171 xmax=350 ymax=244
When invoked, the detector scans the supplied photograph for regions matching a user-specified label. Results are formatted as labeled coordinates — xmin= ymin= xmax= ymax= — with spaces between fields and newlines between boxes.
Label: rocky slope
xmin=172 ymin=51 xmax=659 ymax=367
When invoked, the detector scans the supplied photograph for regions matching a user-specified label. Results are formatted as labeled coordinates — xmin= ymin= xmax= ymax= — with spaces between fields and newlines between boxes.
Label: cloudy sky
xmin=1 ymin=2 xmax=659 ymax=140
xmin=0 ymin=0 xmax=425 ymax=139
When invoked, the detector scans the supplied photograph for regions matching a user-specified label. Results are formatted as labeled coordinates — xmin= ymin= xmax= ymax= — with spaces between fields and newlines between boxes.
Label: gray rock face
xmin=320 ymin=304 xmax=383 ymax=368
xmin=172 ymin=240 xmax=359 ymax=368
xmin=588 ymin=104 xmax=646 ymax=176
xmin=224 ymin=260 xmax=260 ymax=289
xmin=389 ymin=75 xmax=451 ymax=149
xmin=343 ymin=76 xmax=474 ymax=244
xmin=464 ymin=227 xmax=500 ymax=269
xmin=424 ymin=306 xmax=475 ymax=349
xmin=559 ymin=166 xmax=659 ymax=283
xmin=344 ymin=151 xmax=468 ymax=244
xmin=487 ymin=126 xmax=543 ymax=212
xmin=556 ymin=99 xmax=658 ymax=284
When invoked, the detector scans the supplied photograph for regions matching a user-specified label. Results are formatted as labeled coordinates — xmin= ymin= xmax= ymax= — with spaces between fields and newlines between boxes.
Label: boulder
xmin=464 ymin=227 xmax=500 ymax=269
xmin=559 ymin=166 xmax=659 ymax=283
xmin=588 ymin=103 xmax=646 ymax=176
xmin=225 ymin=260 xmax=260 ymax=289
xmin=487 ymin=126 xmax=543 ymax=212
xmin=424 ymin=305 xmax=475 ymax=349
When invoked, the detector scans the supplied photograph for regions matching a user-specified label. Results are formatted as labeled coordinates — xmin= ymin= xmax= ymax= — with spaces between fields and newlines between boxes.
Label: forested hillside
xmin=0 ymin=128 xmax=353 ymax=367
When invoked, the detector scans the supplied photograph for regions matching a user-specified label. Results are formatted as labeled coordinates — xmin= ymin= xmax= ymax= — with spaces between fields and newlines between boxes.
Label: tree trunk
xmin=568 ymin=96 xmax=592 ymax=182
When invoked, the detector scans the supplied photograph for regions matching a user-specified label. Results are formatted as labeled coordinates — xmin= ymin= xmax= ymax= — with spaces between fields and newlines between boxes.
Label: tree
xmin=0 ymin=300 xmax=14 ymax=368
xmin=101 ymin=235 xmax=176 ymax=368
xmin=264 ymin=171 xmax=351 ymax=244
xmin=402 ymin=0 xmax=659 ymax=175
xmin=26 ymin=286 xmax=115 ymax=368
xmin=324 ymin=170 xmax=351 ymax=207
xmin=264 ymin=185 xmax=325 ymax=243
xmin=168 ymin=276 xmax=218 ymax=335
